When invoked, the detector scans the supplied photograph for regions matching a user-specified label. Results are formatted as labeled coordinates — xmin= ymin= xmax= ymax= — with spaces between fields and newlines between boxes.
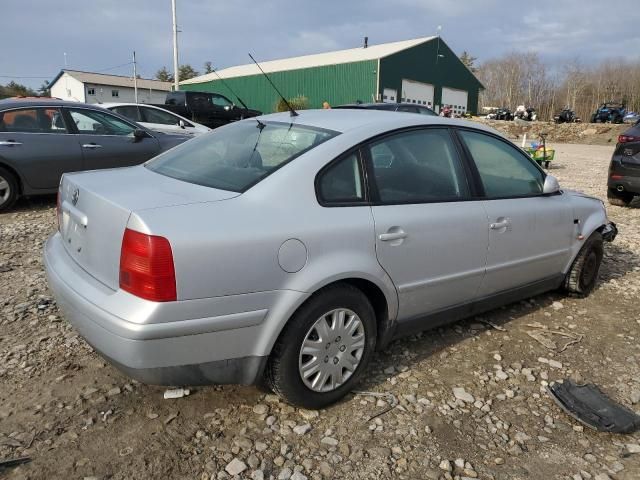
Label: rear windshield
xmin=146 ymin=120 xmax=338 ymax=192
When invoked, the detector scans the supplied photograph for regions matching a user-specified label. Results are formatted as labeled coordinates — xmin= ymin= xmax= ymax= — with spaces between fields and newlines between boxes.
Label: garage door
xmin=382 ymin=88 xmax=397 ymax=103
xmin=401 ymin=79 xmax=434 ymax=108
xmin=441 ymin=87 xmax=468 ymax=115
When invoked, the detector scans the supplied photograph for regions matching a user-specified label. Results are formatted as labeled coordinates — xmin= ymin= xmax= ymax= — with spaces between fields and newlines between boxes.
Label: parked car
xmin=607 ymin=121 xmax=640 ymax=206
xmin=157 ymin=90 xmax=261 ymax=129
xmin=101 ymin=103 xmax=211 ymax=136
xmin=623 ymin=112 xmax=640 ymax=124
xmin=334 ymin=102 xmax=437 ymax=116
xmin=0 ymin=99 xmax=189 ymax=211
xmin=591 ymin=102 xmax=626 ymax=124
xmin=45 ymin=109 xmax=617 ymax=409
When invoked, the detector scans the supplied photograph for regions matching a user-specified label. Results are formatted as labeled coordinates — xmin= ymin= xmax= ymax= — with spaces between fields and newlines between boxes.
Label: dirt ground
xmin=1 ymin=142 xmax=639 ymax=480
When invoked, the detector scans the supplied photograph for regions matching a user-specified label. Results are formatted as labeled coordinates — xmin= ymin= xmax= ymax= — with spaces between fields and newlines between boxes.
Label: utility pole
xmin=133 ymin=51 xmax=138 ymax=103
xmin=171 ymin=0 xmax=180 ymax=91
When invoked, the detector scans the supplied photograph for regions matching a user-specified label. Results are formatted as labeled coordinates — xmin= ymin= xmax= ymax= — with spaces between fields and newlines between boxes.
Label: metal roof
xmin=50 ymin=70 xmax=172 ymax=91
xmin=181 ymin=36 xmax=436 ymax=85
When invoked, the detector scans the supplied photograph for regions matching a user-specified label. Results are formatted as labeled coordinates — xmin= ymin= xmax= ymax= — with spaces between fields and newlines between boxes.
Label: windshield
xmin=146 ymin=120 xmax=339 ymax=192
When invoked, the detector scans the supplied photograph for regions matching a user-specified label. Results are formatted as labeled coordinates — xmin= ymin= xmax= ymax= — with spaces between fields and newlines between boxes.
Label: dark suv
xmin=608 ymin=120 xmax=640 ymax=206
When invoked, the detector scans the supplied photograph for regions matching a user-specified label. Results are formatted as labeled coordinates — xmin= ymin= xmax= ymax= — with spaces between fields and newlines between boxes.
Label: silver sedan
xmin=44 ymin=109 xmax=617 ymax=408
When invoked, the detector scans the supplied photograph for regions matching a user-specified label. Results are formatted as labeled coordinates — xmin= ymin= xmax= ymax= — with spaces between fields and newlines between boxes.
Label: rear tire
xmin=266 ymin=284 xmax=377 ymax=409
xmin=564 ymin=232 xmax=603 ymax=297
xmin=607 ymin=189 xmax=634 ymax=207
xmin=0 ymin=167 xmax=18 ymax=213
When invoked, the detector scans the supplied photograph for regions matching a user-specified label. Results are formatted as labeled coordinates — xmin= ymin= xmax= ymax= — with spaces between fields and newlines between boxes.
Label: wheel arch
xmin=258 ymin=274 xmax=399 ymax=360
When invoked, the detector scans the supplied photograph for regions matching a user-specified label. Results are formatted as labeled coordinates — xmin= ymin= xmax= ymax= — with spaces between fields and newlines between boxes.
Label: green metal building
xmin=181 ymin=36 xmax=483 ymax=115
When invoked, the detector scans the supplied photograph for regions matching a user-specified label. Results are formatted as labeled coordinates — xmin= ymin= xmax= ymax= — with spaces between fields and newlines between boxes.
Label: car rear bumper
xmin=608 ymin=159 xmax=640 ymax=194
xmin=44 ymin=233 xmax=303 ymax=386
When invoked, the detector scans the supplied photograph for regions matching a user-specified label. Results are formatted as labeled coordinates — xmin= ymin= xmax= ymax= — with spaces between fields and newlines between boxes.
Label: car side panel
xmin=0 ymin=131 xmax=83 ymax=190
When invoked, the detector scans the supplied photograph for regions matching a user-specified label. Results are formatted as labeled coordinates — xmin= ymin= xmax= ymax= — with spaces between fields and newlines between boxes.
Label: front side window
xmin=147 ymin=120 xmax=338 ymax=192
xmin=368 ymin=128 xmax=469 ymax=204
xmin=459 ymin=130 xmax=544 ymax=198
xmin=0 ymin=108 xmax=68 ymax=134
xmin=317 ymin=153 xmax=364 ymax=204
xmin=141 ymin=107 xmax=180 ymax=125
xmin=68 ymin=108 xmax=136 ymax=136
xmin=211 ymin=94 xmax=233 ymax=107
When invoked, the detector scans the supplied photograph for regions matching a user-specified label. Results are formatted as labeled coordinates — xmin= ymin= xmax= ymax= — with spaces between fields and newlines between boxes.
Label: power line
xmin=0 ymin=75 xmax=51 ymax=79
xmin=94 ymin=61 xmax=134 ymax=73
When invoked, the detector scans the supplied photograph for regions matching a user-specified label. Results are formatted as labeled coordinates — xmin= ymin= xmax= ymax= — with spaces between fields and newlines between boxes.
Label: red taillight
xmin=618 ymin=134 xmax=640 ymax=144
xmin=119 ymin=228 xmax=177 ymax=302
xmin=610 ymin=174 xmax=623 ymax=180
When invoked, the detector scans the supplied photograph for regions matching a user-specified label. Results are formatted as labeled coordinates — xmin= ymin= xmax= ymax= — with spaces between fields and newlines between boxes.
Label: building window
xmin=87 ymin=88 xmax=95 ymax=96
xmin=111 ymin=90 xmax=119 ymax=97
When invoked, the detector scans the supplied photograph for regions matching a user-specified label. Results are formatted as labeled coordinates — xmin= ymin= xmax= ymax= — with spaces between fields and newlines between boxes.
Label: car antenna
xmin=209 ymin=65 xmax=250 ymax=110
xmin=248 ymin=53 xmax=298 ymax=117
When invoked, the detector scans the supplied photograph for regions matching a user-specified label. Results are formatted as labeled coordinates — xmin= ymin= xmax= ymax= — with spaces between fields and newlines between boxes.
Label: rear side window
xmin=0 ymin=108 xmax=67 ymax=133
xmin=368 ymin=128 xmax=469 ymax=204
xmin=317 ymin=153 xmax=364 ymax=204
xmin=459 ymin=130 xmax=544 ymax=198
xmin=147 ymin=120 xmax=338 ymax=192
xmin=141 ymin=107 xmax=179 ymax=125
xmin=111 ymin=105 xmax=142 ymax=122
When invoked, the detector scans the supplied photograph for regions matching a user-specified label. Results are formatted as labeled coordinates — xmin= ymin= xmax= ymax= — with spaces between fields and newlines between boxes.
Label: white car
xmin=100 ymin=103 xmax=211 ymax=136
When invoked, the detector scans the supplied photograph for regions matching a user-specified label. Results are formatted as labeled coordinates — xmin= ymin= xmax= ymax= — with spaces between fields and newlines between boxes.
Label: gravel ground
xmin=1 ymin=143 xmax=639 ymax=480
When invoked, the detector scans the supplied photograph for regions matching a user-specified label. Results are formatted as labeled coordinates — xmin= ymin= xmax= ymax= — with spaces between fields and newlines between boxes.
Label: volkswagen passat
xmin=45 ymin=110 xmax=617 ymax=409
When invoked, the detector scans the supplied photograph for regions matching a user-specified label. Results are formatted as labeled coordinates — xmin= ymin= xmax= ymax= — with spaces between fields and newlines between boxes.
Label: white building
xmin=49 ymin=70 xmax=172 ymax=104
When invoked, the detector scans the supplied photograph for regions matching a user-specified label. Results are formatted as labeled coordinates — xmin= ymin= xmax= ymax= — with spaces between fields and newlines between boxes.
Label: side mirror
xmin=543 ymin=175 xmax=560 ymax=194
xmin=178 ymin=120 xmax=186 ymax=129
xmin=133 ymin=129 xmax=148 ymax=141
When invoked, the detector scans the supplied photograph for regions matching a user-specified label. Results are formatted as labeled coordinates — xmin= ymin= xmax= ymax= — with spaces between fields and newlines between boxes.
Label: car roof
xmin=0 ymin=98 xmax=103 ymax=110
xmin=337 ymin=102 xmax=429 ymax=108
xmin=258 ymin=108 xmax=495 ymax=135
xmin=100 ymin=102 xmax=165 ymax=109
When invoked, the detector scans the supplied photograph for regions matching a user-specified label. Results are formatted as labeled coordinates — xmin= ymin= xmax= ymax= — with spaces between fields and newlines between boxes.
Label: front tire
xmin=266 ymin=284 xmax=377 ymax=409
xmin=607 ymin=189 xmax=634 ymax=207
xmin=564 ymin=232 xmax=603 ymax=296
xmin=0 ymin=167 xmax=18 ymax=212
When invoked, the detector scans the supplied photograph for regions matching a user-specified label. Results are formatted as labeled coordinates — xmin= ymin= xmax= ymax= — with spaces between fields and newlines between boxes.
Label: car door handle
xmin=0 ymin=140 xmax=22 ymax=146
xmin=490 ymin=220 xmax=510 ymax=230
xmin=82 ymin=143 xmax=102 ymax=149
xmin=379 ymin=231 xmax=408 ymax=241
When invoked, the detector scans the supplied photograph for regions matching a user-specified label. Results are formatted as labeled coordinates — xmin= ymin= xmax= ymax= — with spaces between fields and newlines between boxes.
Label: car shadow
xmin=6 ymin=194 xmax=57 ymax=214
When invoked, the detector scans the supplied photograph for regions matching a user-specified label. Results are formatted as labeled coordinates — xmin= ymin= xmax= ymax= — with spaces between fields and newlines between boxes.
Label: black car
xmin=0 ymin=99 xmax=189 ymax=211
xmin=607 ymin=120 xmax=640 ymax=206
xmin=157 ymin=91 xmax=262 ymax=129
xmin=334 ymin=102 xmax=437 ymax=116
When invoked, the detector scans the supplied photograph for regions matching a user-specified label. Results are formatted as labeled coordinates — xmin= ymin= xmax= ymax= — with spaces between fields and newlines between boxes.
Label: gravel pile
xmin=1 ymin=144 xmax=639 ymax=479
xmin=474 ymin=119 xmax=629 ymax=146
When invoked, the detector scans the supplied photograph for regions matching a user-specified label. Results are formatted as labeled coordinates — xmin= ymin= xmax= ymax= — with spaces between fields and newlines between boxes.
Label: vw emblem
xmin=71 ymin=188 xmax=80 ymax=206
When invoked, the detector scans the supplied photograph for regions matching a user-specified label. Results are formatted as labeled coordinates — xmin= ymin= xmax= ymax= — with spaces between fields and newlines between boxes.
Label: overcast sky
xmin=2 ymin=0 xmax=639 ymax=88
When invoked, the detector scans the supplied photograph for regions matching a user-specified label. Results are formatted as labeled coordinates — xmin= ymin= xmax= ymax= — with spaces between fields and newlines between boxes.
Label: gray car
xmin=0 ymin=99 xmax=188 ymax=211
xmin=44 ymin=109 xmax=617 ymax=409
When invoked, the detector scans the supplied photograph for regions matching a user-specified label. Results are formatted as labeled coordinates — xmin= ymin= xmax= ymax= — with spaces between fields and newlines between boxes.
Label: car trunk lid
xmin=59 ymin=165 xmax=239 ymax=290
